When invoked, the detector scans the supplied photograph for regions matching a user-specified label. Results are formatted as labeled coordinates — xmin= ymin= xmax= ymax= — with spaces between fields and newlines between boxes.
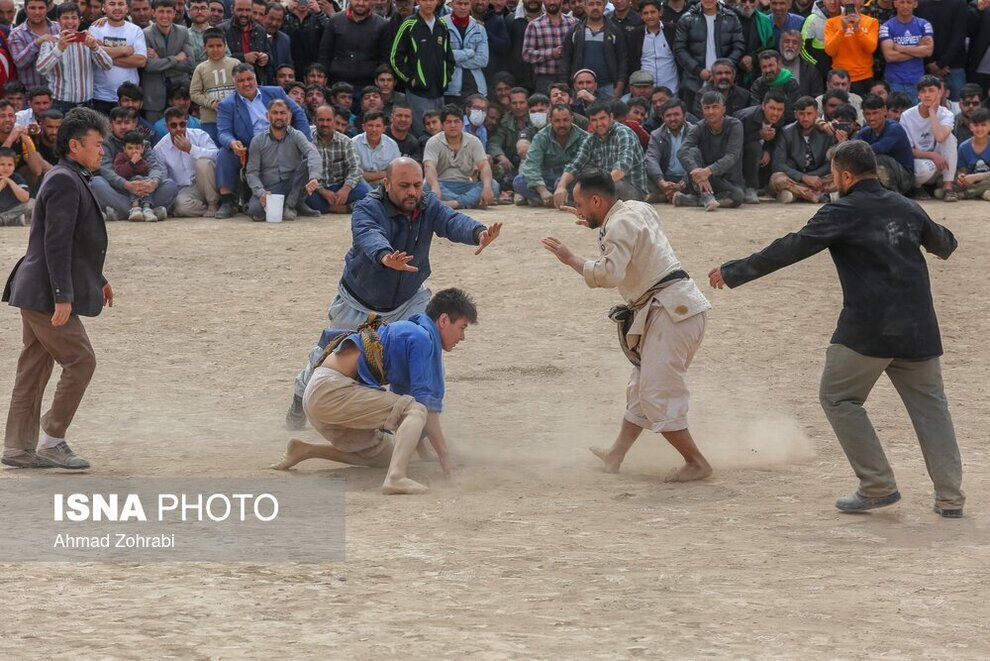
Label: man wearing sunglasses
xmin=953 ymin=84 xmax=986 ymax=144
xmin=152 ymin=105 xmax=221 ymax=216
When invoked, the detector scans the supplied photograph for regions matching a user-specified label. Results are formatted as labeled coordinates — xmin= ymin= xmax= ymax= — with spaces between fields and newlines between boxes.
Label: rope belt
xmin=319 ymin=314 xmax=389 ymax=386
xmin=608 ymin=270 xmax=689 ymax=366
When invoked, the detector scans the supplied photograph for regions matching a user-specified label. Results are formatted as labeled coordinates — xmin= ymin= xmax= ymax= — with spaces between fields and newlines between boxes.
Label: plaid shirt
xmin=9 ymin=20 xmax=61 ymax=89
xmin=521 ymin=14 xmax=578 ymax=76
xmin=565 ymin=121 xmax=647 ymax=195
xmin=315 ymin=131 xmax=363 ymax=190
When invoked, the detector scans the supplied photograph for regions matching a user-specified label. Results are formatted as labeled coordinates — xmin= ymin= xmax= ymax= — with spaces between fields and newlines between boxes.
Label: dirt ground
xmin=2 ymin=198 xmax=989 ymax=660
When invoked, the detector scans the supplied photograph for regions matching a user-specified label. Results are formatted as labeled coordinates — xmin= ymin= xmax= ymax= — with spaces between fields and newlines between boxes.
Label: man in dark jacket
xmin=674 ymin=0 xmax=745 ymax=110
xmin=645 ymin=97 xmax=694 ymax=202
xmin=285 ymin=157 xmax=501 ymax=428
xmin=561 ymin=0 xmax=628 ymax=99
xmin=389 ymin=0 xmax=456 ymax=135
xmin=471 ymin=0 xmax=510 ymax=78
xmin=769 ymin=94 xmax=837 ymax=202
xmin=2 ymin=108 xmax=111 ymax=470
xmin=690 ymin=58 xmax=752 ymax=117
xmin=733 ymin=87 xmax=788 ymax=202
xmin=748 ymin=49 xmax=800 ymax=120
xmin=221 ymin=0 xmax=271 ymax=83
xmin=282 ymin=0 xmax=330 ymax=80
xmin=318 ymin=0 xmax=388 ymax=95
xmin=675 ymin=90 xmax=745 ymax=210
xmin=709 ymin=140 xmax=965 ymax=518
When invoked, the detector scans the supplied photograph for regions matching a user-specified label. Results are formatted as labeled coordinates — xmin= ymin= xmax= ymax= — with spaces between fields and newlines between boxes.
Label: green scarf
xmin=753 ymin=10 xmax=774 ymax=49
xmin=767 ymin=68 xmax=796 ymax=88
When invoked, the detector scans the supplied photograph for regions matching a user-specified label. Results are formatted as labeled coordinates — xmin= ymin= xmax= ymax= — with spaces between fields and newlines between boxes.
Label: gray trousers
xmin=406 ymin=92 xmax=445 ymax=137
xmin=91 ymin=176 xmax=179 ymax=217
xmin=819 ymin=344 xmax=964 ymax=510
xmin=246 ymin=163 xmax=310 ymax=220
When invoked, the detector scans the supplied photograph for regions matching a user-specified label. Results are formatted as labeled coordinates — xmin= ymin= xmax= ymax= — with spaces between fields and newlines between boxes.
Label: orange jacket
xmin=823 ymin=15 xmax=879 ymax=82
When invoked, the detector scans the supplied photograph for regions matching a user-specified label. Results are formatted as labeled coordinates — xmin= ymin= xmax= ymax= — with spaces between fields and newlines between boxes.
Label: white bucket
xmin=265 ymin=194 xmax=285 ymax=223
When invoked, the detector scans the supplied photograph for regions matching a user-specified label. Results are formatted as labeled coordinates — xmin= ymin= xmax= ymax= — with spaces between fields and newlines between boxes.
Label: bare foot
xmin=270 ymin=438 xmax=308 ymax=470
xmin=590 ymin=447 xmax=621 ymax=474
xmin=381 ymin=477 xmax=430 ymax=495
xmin=663 ymin=462 xmax=713 ymax=483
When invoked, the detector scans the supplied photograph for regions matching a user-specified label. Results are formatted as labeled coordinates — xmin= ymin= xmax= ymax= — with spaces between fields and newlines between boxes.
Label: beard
xmin=781 ymin=49 xmax=798 ymax=62
xmin=738 ymin=6 xmax=754 ymax=17
xmin=715 ymin=79 xmax=732 ymax=91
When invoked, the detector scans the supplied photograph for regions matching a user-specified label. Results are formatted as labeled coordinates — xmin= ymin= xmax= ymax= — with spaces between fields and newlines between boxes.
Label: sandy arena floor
xmin=1 ymin=199 xmax=989 ymax=659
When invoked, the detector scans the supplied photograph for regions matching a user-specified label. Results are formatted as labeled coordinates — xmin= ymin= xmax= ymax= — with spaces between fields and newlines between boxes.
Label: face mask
xmin=468 ymin=108 xmax=485 ymax=127
xmin=529 ymin=112 xmax=548 ymax=129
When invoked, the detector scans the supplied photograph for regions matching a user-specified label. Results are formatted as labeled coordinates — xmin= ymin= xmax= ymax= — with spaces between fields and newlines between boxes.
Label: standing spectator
xmin=115 ymin=81 xmax=156 ymax=139
xmin=915 ymin=0 xmax=968 ymax=100
xmin=507 ymin=0 xmax=542 ymax=92
xmin=733 ymin=0 xmax=774 ymax=80
xmin=189 ymin=27 xmax=238 ymax=143
xmin=275 ymin=64 xmax=296 ymax=86
xmin=304 ymin=83 xmax=326 ymax=120
xmin=92 ymin=106 xmax=177 ymax=220
xmin=318 ymin=0 xmax=387 ymax=100
xmin=390 ymin=0 xmax=456 ymax=136
xmin=644 ymin=98 xmax=694 ymax=203
xmin=856 ymin=92 xmax=915 ymax=193
xmin=221 ymin=0 xmax=270 ymax=84
xmin=779 ymin=29 xmax=824 ymax=97
xmin=954 ymin=108 xmax=990 ymax=200
xmin=734 ymin=88 xmax=788 ymax=203
xmin=899 ymin=74 xmax=957 ymax=200
xmin=675 ymin=91 xmax=745 ymax=210
xmin=561 ymin=0 xmax=629 ymax=100
xmin=186 ymin=0 xmax=212 ymax=64
xmin=823 ymin=0 xmax=879 ymax=96
xmin=262 ymin=2 xmax=292 ymax=83
xmin=375 ymin=65 xmax=406 ymax=115
xmin=609 ymin=0 xmax=644 ymax=44
xmin=423 ymin=105 xmax=497 ymax=209
xmin=674 ymin=0 xmax=745 ymax=111
xmin=879 ymin=0 xmax=933 ymax=104
xmin=282 ymin=0 xmax=329 ymax=80
xmin=37 ymin=3 xmax=113 ymax=114
xmin=244 ymin=98 xmax=321 ymax=220
xmin=142 ymin=0 xmax=194 ymax=122
xmin=968 ymin=0 xmax=990 ymax=94
xmin=522 ymin=0 xmax=578 ymax=94
xmin=304 ymin=62 xmax=328 ymax=87
xmin=803 ymin=0 xmax=839 ymax=80
xmin=208 ymin=0 xmax=226 ymax=26
xmin=630 ymin=0 xmax=679 ymax=97
xmin=8 ymin=0 xmax=60 ymax=90
xmin=88 ymin=0 xmax=148 ymax=115
xmin=353 ymin=110 xmax=400 ymax=186
xmin=128 ymin=0 xmax=154 ymax=28
xmin=767 ymin=0 xmax=805 ymax=48
xmin=153 ymin=105 xmax=220 ymax=216
xmin=748 ymin=49 xmax=801 ymax=120
xmin=0 ymin=0 xmax=14 ymax=36
xmin=80 ymin=0 xmax=105 ymax=28
xmin=387 ymin=104 xmax=422 ymax=161
xmin=769 ymin=95 xmax=837 ymax=202
xmin=442 ymin=0 xmax=489 ymax=103
xmin=470 ymin=0 xmax=510 ymax=79
xmin=308 ymin=104 xmax=369 ymax=214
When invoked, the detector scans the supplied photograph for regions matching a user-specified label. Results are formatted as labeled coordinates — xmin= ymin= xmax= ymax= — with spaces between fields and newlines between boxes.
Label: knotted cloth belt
xmin=318 ymin=314 xmax=389 ymax=386
xmin=608 ymin=270 xmax=689 ymax=366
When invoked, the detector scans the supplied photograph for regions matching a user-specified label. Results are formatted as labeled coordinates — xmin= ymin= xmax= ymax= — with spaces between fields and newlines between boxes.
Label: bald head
xmin=0 ymin=0 xmax=15 ymax=24
xmin=384 ymin=157 xmax=424 ymax=212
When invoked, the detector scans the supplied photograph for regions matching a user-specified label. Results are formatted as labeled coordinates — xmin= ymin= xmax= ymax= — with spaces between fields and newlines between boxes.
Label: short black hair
xmin=374 ymin=64 xmax=395 ymax=77
xmin=527 ymin=93 xmax=550 ymax=108
xmin=426 ymin=288 xmax=478 ymax=324
xmin=762 ymin=88 xmax=788 ymax=106
xmin=304 ymin=83 xmax=326 ymax=96
xmin=117 ymin=81 xmax=144 ymax=101
xmin=329 ymin=81 xmax=354 ymax=95
xmin=700 ymin=91 xmax=724 ymax=107
xmin=439 ymin=104 xmax=463 ymax=123
xmin=283 ymin=81 xmax=304 ymax=95
xmin=549 ymin=102 xmax=572 ymax=117
xmin=822 ymin=88 xmax=850 ymax=105
xmin=970 ymin=109 xmax=990 ymax=124
xmin=659 ymin=98 xmax=686 ymax=115
xmin=57 ymin=2 xmax=81 ymax=18
xmin=56 ymin=107 xmax=107 ymax=158
xmin=711 ymin=59 xmax=735 ymax=72
xmin=3 ymin=81 xmax=25 ymax=96
xmin=508 ymin=86 xmax=529 ymax=98
xmin=960 ymin=83 xmax=984 ymax=100
xmin=831 ymin=140 xmax=877 ymax=177
xmin=870 ymin=80 xmax=891 ymax=94
xmin=758 ymin=49 xmax=782 ymax=63
xmin=27 ymin=86 xmax=52 ymax=101
xmin=609 ymin=99 xmax=628 ymax=119
xmin=265 ymin=98 xmax=290 ymax=112
xmin=40 ymin=109 xmax=64 ymax=122
xmin=574 ymin=168 xmax=616 ymax=199
xmin=491 ymin=71 xmax=515 ymax=87
xmin=152 ymin=0 xmax=175 ymax=8
xmin=861 ymin=94 xmax=887 ymax=111
xmin=305 ymin=62 xmax=328 ymax=76
xmin=203 ymin=27 xmax=225 ymax=43
xmin=276 ymin=64 xmax=295 ymax=74
xmin=627 ymin=97 xmax=649 ymax=112
xmin=362 ymin=109 xmax=386 ymax=125
xmin=109 ymin=106 xmax=138 ymax=122
xmin=0 ymin=147 xmax=16 ymax=161
xmin=794 ymin=95 xmax=818 ymax=112
xmin=361 ymin=85 xmax=382 ymax=96
xmin=652 ymin=85 xmax=674 ymax=97
xmin=423 ymin=110 xmax=441 ymax=122
xmin=163 ymin=106 xmax=187 ymax=120
xmin=916 ymin=74 xmax=941 ymax=92
xmin=168 ymin=85 xmax=190 ymax=100
xmin=122 ymin=130 xmax=145 ymax=146
xmin=827 ymin=68 xmax=850 ymax=81
xmin=887 ymin=91 xmax=913 ymax=111
xmin=833 ymin=103 xmax=858 ymax=122
xmin=586 ymin=100 xmax=612 ymax=117
xmin=548 ymin=82 xmax=570 ymax=96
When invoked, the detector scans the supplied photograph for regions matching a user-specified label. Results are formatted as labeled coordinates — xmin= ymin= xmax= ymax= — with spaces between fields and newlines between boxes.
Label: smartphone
xmin=842 ymin=2 xmax=856 ymax=14
xmin=69 ymin=32 xmax=87 ymax=43
xmin=834 ymin=122 xmax=852 ymax=134
xmin=298 ymin=0 xmax=309 ymax=6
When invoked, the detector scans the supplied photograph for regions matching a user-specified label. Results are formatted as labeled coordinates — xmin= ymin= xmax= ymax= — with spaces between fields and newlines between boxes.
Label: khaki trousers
xmin=818 ymin=344 xmax=964 ymax=509
xmin=172 ymin=159 xmax=220 ymax=217
xmin=4 ymin=309 xmax=97 ymax=450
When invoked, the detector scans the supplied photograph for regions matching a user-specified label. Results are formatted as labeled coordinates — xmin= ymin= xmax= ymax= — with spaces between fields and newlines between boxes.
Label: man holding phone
xmin=823 ymin=0 xmax=879 ymax=96
xmin=36 ymin=3 xmax=113 ymax=113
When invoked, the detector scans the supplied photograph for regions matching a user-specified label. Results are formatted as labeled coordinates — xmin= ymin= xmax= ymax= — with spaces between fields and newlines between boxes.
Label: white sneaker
xmin=142 ymin=205 xmax=158 ymax=222
xmin=982 ymin=190 xmax=990 ymax=202
xmin=777 ymin=190 xmax=795 ymax=204
xmin=128 ymin=206 xmax=145 ymax=221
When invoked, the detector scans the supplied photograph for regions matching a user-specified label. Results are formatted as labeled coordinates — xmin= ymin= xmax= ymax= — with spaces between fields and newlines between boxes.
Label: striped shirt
xmin=8 ymin=20 xmax=60 ymax=89
xmin=37 ymin=41 xmax=113 ymax=104
xmin=314 ymin=130 xmax=363 ymax=190
xmin=565 ymin=121 xmax=648 ymax=196
xmin=522 ymin=14 xmax=578 ymax=76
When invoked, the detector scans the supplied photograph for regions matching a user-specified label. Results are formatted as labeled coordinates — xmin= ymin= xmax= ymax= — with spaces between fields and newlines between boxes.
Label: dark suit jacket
xmin=3 ymin=160 xmax=108 ymax=317
xmin=771 ymin=121 xmax=835 ymax=181
xmin=216 ymin=86 xmax=311 ymax=149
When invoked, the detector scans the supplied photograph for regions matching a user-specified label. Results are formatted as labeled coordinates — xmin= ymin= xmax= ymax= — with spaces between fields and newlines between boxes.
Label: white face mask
xmin=529 ymin=111 xmax=548 ymax=129
xmin=468 ymin=108 xmax=485 ymax=127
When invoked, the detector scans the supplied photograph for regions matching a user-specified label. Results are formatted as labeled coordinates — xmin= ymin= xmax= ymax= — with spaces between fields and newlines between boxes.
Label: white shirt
xmin=704 ymin=14 xmax=717 ymax=71
xmin=153 ymin=127 xmax=219 ymax=187
xmin=14 ymin=108 xmax=36 ymax=128
xmin=641 ymin=27 xmax=678 ymax=94
xmin=88 ymin=21 xmax=147 ymax=102
xmin=899 ymin=104 xmax=954 ymax=152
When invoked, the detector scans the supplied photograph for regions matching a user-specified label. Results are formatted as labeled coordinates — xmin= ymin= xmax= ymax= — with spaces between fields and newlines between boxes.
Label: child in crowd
xmin=0 ymin=147 xmax=31 ymax=226
xmin=189 ymin=28 xmax=238 ymax=144
xmin=956 ymin=109 xmax=990 ymax=201
xmin=113 ymin=131 xmax=157 ymax=222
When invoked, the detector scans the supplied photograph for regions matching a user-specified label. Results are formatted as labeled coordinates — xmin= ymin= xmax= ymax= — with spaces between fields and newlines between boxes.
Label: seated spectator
xmin=462 ymin=93 xmax=489 ymax=147
xmin=359 ymin=86 xmax=385 ymax=116
xmin=245 ymin=98 xmax=321 ymax=221
xmin=189 ymin=27 xmax=239 ymax=144
xmin=855 ymin=92 xmax=915 ymax=194
xmin=141 ymin=0 xmax=195 ymax=123
xmin=675 ymin=91 xmax=745 ymax=210
xmin=570 ymin=68 xmax=600 ymax=116
xmin=116 ymin=82 xmax=157 ymax=141
xmin=548 ymin=82 xmax=589 ymax=129
xmin=824 ymin=102 xmax=861 ymax=142
xmin=815 ymin=68 xmax=865 ymax=122
xmin=93 ymin=107 xmax=178 ymax=221
xmin=303 ymin=63 xmax=328 ymax=88
xmin=275 ymin=64 xmax=296 ymax=87
xmin=14 ymin=86 xmax=51 ymax=131
xmin=36 ymin=2 xmax=112 ymax=114
xmin=517 ymin=93 xmax=552 ymax=160
xmin=0 ymin=99 xmax=49 ymax=184
xmin=114 ymin=130 xmax=161 ymax=221
xmin=419 ymin=109 xmax=443 ymax=153
xmin=33 ymin=108 xmax=62 ymax=176
xmin=304 ymin=83 xmax=326 ymax=121
xmin=423 ymin=104 xmax=498 ymax=209
xmin=152 ymin=86 xmax=202 ymax=141
xmin=868 ymin=80 xmax=891 ymax=102
xmin=954 ymin=108 xmax=990 ymax=201
xmin=627 ymin=98 xmax=650 ymax=125
xmin=0 ymin=146 xmax=31 ymax=226
xmin=334 ymin=103 xmax=358 ymax=138
xmin=769 ymin=95 xmax=837 ymax=203
xmin=954 ymin=84 xmax=984 ymax=143
xmin=900 ymin=75 xmax=957 ymax=201
xmin=823 ymin=0 xmax=878 ymax=96
xmin=556 ymin=100 xmax=648 ymax=204
xmin=353 ymin=110 xmax=400 ymax=187
xmin=3 ymin=81 xmax=25 ymax=110
xmin=214 ymin=63 xmax=310 ymax=218
xmin=817 ymin=88 xmax=850 ymax=125
xmin=386 ymin=103 xmax=422 ymax=161
xmin=879 ymin=0 xmax=932 ymax=104
xmin=513 ymin=102 xmax=587 ymax=206
xmin=153 ymin=106 xmax=220 ymax=217
xmin=733 ymin=88 xmax=788 ymax=203
xmin=779 ymin=29 xmax=824 ymax=98
xmin=487 ymin=86 xmax=532 ymax=192
xmin=308 ymin=104 xmax=370 ymax=214
xmin=645 ymin=97 xmax=694 ymax=203
xmin=375 ymin=64 xmax=405 ymax=115
xmin=611 ymin=98 xmax=650 ymax=149
xmin=284 ymin=81 xmax=305 ymax=108
xmin=623 ymin=70 xmax=657 ymax=104
xmin=690 ymin=59 xmax=751 ymax=119
xmin=488 ymin=71 xmax=514 ymax=112
xmin=749 ymin=50 xmax=800 ymax=121
xmin=886 ymin=90 xmax=912 ymax=121
xmin=328 ymin=82 xmax=354 ymax=113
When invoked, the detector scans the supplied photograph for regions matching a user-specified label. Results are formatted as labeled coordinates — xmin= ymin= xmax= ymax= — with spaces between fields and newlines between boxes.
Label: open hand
xmin=474 ymin=222 xmax=502 ymax=255
xmin=381 ymin=250 xmax=419 ymax=272
xmin=558 ymin=205 xmax=589 ymax=227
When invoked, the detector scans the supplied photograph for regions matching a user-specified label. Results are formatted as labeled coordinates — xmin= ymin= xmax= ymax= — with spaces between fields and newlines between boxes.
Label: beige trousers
xmin=172 ymin=159 xmax=220 ymax=217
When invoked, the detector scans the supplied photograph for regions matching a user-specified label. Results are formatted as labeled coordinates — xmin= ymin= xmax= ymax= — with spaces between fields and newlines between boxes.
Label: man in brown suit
xmin=2 ymin=108 xmax=112 ymax=469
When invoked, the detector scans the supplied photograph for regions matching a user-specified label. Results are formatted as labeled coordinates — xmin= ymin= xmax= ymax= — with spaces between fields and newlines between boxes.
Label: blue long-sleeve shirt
xmin=855 ymin=119 xmax=915 ymax=174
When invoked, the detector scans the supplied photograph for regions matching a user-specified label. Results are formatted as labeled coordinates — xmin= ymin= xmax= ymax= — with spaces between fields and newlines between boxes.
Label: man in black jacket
xmin=318 ymin=0 xmax=388 ymax=98
xmin=389 ymin=0 xmax=455 ymax=135
xmin=709 ymin=140 xmax=965 ymax=518
xmin=675 ymin=90 xmax=745 ymax=210
xmin=733 ymin=87 xmax=788 ymax=203
xmin=282 ymin=0 xmax=330 ymax=80
xmin=690 ymin=58 xmax=752 ymax=118
xmin=221 ymin=0 xmax=271 ymax=83
xmin=673 ymin=0 xmax=745 ymax=110
xmin=2 ymin=108 xmax=111 ymax=470
xmin=561 ymin=0 xmax=629 ymax=99
xmin=769 ymin=94 xmax=837 ymax=202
